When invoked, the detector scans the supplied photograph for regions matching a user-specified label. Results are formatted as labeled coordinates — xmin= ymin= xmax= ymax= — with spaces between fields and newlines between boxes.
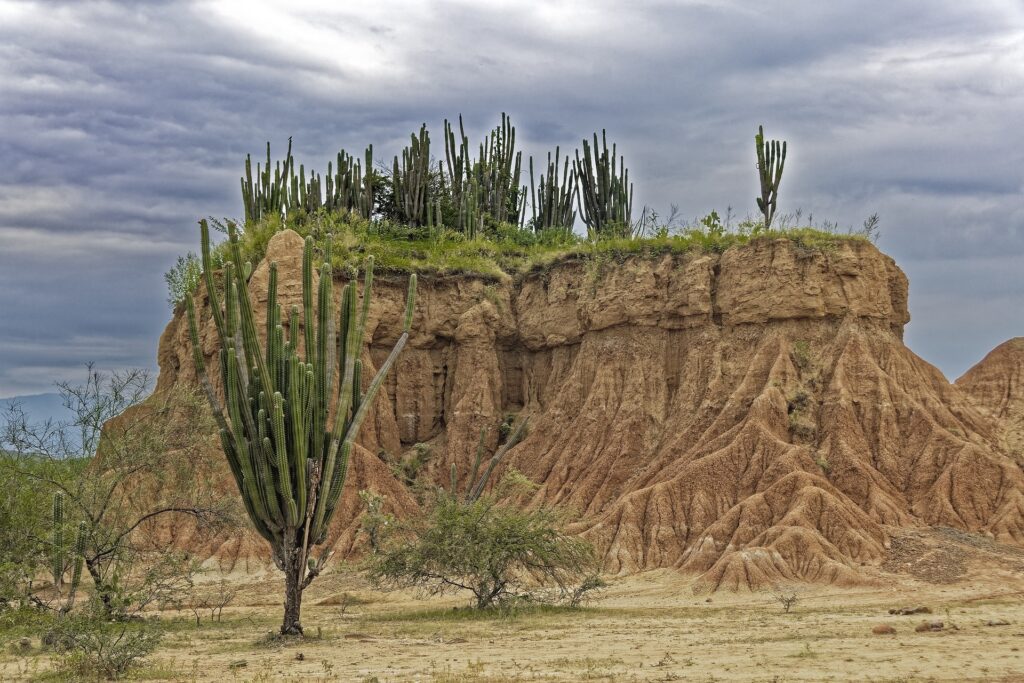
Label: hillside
xmin=153 ymin=229 xmax=1024 ymax=589
xmin=957 ymin=338 xmax=1024 ymax=459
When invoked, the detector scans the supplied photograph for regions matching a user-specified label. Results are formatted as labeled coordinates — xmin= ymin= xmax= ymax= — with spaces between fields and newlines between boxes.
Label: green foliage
xmin=367 ymin=489 xmax=597 ymax=609
xmin=755 ymin=125 xmax=787 ymax=229
xmin=49 ymin=604 xmax=163 ymax=680
xmin=185 ymin=220 xmax=416 ymax=634
xmin=164 ymin=252 xmax=201 ymax=308
xmin=575 ymin=130 xmax=634 ymax=239
xmin=357 ymin=490 xmax=394 ymax=553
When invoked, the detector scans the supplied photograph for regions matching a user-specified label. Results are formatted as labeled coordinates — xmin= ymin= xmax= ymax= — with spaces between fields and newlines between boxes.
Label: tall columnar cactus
xmin=755 ymin=125 xmax=787 ymax=229
xmin=472 ymin=113 xmax=525 ymax=226
xmin=445 ymin=419 xmax=529 ymax=502
xmin=185 ymin=220 xmax=417 ymax=635
xmin=326 ymin=146 xmax=374 ymax=219
xmin=393 ymin=124 xmax=431 ymax=226
xmin=241 ymin=139 xmax=296 ymax=224
xmin=50 ymin=493 xmax=86 ymax=614
xmin=530 ymin=147 xmax=577 ymax=233
xmin=574 ymin=131 xmax=634 ymax=239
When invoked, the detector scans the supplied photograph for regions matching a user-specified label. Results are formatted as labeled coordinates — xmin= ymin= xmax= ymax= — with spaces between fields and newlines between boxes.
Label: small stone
xmin=872 ymin=624 xmax=896 ymax=635
xmin=986 ymin=619 xmax=1010 ymax=627
xmin=915 ymin=620 xmax=943 ymax=632
xmin=17 ymin=637 xmax=31 ymax=651
xmin=295 ymin=652 xmax=304 ymax=661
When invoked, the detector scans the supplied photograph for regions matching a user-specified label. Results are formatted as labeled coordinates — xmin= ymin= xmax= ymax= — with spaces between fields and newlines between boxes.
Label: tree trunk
xmin=281 ymin=551 xmax=304 ymax=636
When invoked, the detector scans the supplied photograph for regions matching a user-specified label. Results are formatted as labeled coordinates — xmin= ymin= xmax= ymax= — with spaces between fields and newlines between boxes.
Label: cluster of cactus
xmin=755 ymin=124 xmax=787 ymax=229
xmin=325 ymin=146 xmax=374 ymax=218
xmin=439 ymin=114 xmax=526 ymax=237
xmin=446 ymin=418 xmax=529 ymax=502
xmin=185 ymin=219 xmax=416 ymax=635
xmin=242 ymin=140 xmax=375 ymax=224
xmin=530 ymin=147 xmax=577 ymax=233
xmin=574 ymin=130 xmax=634 ymax=239
xmin=392 ymin=125 xmax=431 ymax=226
xmin=51 ymin=492 xmax=86 ymax=614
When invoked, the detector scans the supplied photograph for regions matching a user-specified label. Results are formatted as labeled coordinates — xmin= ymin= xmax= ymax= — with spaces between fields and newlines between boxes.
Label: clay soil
xmin=5 ymin=527 xmax=1024 ymax=682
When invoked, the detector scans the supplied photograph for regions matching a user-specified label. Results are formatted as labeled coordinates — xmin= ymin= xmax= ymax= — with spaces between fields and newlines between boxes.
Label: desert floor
xmin=4 ymin=527 xmax=1024 ymax=682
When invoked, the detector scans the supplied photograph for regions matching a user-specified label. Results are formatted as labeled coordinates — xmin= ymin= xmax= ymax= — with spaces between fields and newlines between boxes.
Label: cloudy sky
xmin=0 ymin=0 xmax=1022 ymax=397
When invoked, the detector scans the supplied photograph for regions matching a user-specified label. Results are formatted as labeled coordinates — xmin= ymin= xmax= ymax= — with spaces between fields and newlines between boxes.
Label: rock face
xmin=957 ymin=338 xmax=1024 ymax=459
xmin=155 ymin=230 xmax=1024 ymax=588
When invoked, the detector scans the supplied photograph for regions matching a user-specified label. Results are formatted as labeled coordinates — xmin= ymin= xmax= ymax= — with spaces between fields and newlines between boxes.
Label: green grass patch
xmin=198 ymin=210 xmax=870 ymax=291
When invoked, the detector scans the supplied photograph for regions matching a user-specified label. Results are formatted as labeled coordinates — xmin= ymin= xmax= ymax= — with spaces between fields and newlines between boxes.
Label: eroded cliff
xmin=155 ymin=230 xmax=1024 ymax=588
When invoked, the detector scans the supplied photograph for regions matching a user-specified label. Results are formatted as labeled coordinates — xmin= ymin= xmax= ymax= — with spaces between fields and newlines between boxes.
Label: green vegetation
xmin=367 ymin=489 xmax=599 ymax=610
xmin=184 ymin=221 xmax=416 ymax=635
xmin=165 ymin=117 xmax=878 ymax=307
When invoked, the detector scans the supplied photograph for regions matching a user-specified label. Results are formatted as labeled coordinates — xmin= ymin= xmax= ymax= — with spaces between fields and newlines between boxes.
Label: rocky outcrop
xmin=154 ymin=230 xmax=1024 ymax=588
xmin=957 ymin=338 xmax=1024 ymax=459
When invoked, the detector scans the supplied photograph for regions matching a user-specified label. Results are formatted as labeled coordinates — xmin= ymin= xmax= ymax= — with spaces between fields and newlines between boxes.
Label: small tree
xmin=0 ymin=366 xmax=230 ymax=617
xmin=367 ymin=489 xmax=596 ymax=610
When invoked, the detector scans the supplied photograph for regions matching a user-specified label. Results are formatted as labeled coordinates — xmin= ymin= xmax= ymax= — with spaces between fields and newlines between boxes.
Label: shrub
xmin=50 ymin=614 xmax=163 ymax=680
xmin=367 ymin=491 xmax=597 ymax=609
xmin=163 ymin=252 xmax=201 ymax=308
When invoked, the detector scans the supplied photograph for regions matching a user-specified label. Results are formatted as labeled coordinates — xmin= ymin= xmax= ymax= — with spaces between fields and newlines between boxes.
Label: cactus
xmin=441 ymin=419 xmax=529 ymax=502
xmin=241 ymin=139 xmax=296 ymax=224
xmin=530 ymin=147 xmax=577 ymax=233
xmin=471 ymin=113 xmax=525 ymax=226
xmin=51 ymin=492 xmax=65 ymax=589
xmin=574 ymin=131 xmax=634 ymax=239
xmin=50 ymin=493 xmax=86 ymax=614
xmin=326 ymin=146 xmax=374 ymax=219
xmin=393 ymin=124 xmax=431 ymax=226
xmin=185 ymin=219 xmax=416 ymax=635
xmin=755 ymin=125 xmax=786 ymax=229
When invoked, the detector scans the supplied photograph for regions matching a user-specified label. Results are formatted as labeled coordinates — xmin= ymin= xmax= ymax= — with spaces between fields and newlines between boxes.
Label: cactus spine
xmin=185 ymin=220 xmax=417 ymax=635
xmin=574 ymin=131 xmax=634 ymax=239
xmin=530 ymin=146 xmax=577 ymax=233
xmin=755 ymin=125 xmax=786 ymax=229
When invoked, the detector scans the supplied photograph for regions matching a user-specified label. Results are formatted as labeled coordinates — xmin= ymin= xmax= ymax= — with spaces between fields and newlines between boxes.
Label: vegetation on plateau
xmin=166 ymin=117 xmax=878 ymax=307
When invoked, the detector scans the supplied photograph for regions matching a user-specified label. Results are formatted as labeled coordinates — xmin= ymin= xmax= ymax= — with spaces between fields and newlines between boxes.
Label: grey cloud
xmin=0 ymin=0 xmax=1022 ymax=395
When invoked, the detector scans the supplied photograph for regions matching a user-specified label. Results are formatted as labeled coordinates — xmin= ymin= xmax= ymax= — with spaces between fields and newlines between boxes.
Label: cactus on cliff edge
xmin=393 ymin=125 xmax=431 ymax=226
xmin=574 ymin=131 xmax=634 ymax=239
xmin=530 ymin=147 xmax=577 ymax=233
xmin=185 ymin=219 xmax=416 ymax=635
xmin=755 ymin=125 xmax=787 ymax=229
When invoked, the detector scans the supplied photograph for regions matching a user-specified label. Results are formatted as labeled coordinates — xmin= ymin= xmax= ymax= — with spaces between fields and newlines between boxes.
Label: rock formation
xmin=957 ymin=338 xmax=1024 ymax=460
xmin=154 ymin=229 xmax=1024 ymax=588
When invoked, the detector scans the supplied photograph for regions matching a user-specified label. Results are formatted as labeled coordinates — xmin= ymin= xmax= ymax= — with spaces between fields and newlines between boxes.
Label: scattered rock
xmin=228 ymin=660 xmax=248 ymax=669
xmin=986 ymin=619 xmax=1011 ymax=626
xmin=872 ymin=624 xmax=897 ymax=635
xmin=915 ymin=620 xmax=944 ymax=632
xmin=343 ymin=633 xmax=376 ymax=642
xmin=295 ymin=652 xmax=304 ymax=661
xmin=889 ymin=606 xmax=931 ymax=615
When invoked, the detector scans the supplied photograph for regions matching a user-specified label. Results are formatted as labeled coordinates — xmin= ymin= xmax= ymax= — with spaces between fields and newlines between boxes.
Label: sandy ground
xmin=5 ymin=528 xmax=1024 ymax=682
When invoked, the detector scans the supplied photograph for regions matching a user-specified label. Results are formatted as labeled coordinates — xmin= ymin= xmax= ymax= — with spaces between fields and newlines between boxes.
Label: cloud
xmin=0 ymin=0 xmax=1022 ymax=394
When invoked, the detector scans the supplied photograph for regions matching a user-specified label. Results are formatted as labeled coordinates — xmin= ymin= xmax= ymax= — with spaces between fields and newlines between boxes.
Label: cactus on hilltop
xmin=574 ymin=131 xmax=634 ymax=239
xmin=530 ymin=147 xmax=577 ymax=233
xmin=755 ymin=125 xmax=787 ymax=229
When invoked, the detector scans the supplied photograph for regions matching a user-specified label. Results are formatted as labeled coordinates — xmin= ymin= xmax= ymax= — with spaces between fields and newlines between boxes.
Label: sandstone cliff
xmin=155 ymin=230 xmax=1024 ymax=588
xmin=957 ymin=338 xmax=1024 ymax=460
